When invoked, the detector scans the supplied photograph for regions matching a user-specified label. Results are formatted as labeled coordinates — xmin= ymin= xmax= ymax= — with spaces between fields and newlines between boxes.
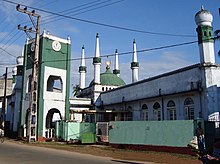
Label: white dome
xmin=16 ymin=56 xmax=24 ymax=65
xmin=195 ymin=7 xmax=213 ymax=26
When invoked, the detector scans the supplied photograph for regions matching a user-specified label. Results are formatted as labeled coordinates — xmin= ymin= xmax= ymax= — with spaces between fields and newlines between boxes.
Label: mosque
xmin=4 ymin=7 xmax=220 ymax=141
xmin=73 ymin=7 xmax=220 ymax=124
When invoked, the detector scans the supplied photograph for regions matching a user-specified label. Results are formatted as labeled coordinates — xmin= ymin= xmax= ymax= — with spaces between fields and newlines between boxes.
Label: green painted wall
xmin=55 ymin=121 xmax=96 ymax=142
xmin=65 ymin=43 xmax=71 ymax=120
xmin=109 ymin=120 xmax=194 ymax=147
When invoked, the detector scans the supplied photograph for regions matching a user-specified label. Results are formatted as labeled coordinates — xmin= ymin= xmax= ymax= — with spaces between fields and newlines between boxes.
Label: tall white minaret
xmin=113 ymin=49 xmax=120 ymax=77
xmin=195 ymin=6 xmax=215 ymax=64
xmin=93 ymin=33 xmax=101 ymax=84
xmin=79 ymin=45 xmax=86 ymax=89
xmin=131 ymin=39 xmax=139 ymax=82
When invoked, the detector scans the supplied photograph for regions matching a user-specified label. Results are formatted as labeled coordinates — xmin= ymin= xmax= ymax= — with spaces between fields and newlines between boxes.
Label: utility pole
xmin=2 ymin=67 xmax=8 ymax=132
xmin=16 ymin=5 xmax=41 ymax=142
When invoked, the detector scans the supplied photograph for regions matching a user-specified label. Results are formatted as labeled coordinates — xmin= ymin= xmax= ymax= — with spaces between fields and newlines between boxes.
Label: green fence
xmin=109 ymin=120 xmax=195 ymax=147
xmin=55 ymin=121 xmax=96 ymax=143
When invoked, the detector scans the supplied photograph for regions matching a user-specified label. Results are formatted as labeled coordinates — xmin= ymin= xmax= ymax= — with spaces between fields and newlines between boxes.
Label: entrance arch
xmin=45 ymin=108 xmax=62 ymax=129
xmin=45 ymin=108 xmax=62 ymax=139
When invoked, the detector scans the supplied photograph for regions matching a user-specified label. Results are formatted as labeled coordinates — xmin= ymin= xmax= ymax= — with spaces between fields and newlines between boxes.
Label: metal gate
xmin=96 ymin=122 xmax=109 ymax=143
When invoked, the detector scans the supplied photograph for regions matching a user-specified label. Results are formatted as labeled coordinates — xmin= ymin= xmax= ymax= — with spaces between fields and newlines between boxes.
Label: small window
xmin=47 ymin=75 xmax=63 ymax=93
xmin=167 ymin=100 xmax=176 ymax=120
xmin=142 ymin=104 xmax=148 ymax=109
xmin=153 ymin=102 xmax=161 ymax=121
xmin=184 ymin=98 xmax=194 ymax=105
xmin=141 ymin=104 xmax=148 ymax=121
xmin=184 ymin=97 xmax=194 ymax=120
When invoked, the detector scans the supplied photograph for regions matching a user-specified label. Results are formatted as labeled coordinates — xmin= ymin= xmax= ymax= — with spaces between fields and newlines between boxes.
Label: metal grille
xmin=96 ymin=122 xmax=109 ymax=142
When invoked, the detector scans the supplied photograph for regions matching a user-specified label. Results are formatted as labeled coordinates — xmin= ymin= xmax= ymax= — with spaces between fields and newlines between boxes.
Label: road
xmin=0 ymin=141 xmax=150 ymax=164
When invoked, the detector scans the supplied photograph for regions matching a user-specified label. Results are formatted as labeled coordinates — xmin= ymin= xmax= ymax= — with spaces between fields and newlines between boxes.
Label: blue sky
xmin=0 ymin=0 xmax=220 ymax=92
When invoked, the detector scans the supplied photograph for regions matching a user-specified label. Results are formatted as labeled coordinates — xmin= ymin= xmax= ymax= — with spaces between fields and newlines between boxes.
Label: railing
xmin=45 ymin=128 xmax=55 ymax=139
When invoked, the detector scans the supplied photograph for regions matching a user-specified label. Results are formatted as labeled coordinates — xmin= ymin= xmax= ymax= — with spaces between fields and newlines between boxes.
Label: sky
xmin=0 ymin=0 xmax=220 ymax=94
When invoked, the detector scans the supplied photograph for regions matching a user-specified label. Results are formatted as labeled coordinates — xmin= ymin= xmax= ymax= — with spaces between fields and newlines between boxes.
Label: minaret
xmin=195 ymin=6 xmax=215 ymax=64
xmin=131 ymin=39 xmax=139 ymax=82
xmin=113 ymin=49 xmax=120 ymax=77
xmin=93 ymin=33 xmax=101 ymax=84
xmin=79 ymin=45 xmax=86 ymax=89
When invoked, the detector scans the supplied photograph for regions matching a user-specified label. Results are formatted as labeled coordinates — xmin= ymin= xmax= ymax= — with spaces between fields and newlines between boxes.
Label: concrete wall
xmin=56 ymin=121 xmax=95 ymax=141
xmin=109 ymin=120 xmax=194 ymax=147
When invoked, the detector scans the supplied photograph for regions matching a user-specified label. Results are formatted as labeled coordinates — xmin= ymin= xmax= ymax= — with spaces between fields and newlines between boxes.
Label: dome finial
xmin=105 ymin=60 xmax=111 ymax=70
xmin=201 ymin=5 xmax=204 ymax=10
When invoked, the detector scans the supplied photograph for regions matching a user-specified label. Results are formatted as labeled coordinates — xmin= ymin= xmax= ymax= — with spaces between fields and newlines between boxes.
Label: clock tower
xmin=20 ymin=31 xmax=71 ymax=141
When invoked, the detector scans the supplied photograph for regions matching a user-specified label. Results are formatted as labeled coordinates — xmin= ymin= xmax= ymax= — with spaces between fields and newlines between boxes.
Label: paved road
xmin=0 ymin=141 xmax=151 ymax=164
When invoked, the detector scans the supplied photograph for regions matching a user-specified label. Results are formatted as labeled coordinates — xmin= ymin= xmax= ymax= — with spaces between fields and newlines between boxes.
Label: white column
xmin=113 ymin=49 xmax=120 ymax=77
xmin=131 ymin=39 xmax=139 ymax=83
xmin=93 ymin=33 xmax=101 ymax=84
xmin=79 ymin=46 xmax=86 ymax=89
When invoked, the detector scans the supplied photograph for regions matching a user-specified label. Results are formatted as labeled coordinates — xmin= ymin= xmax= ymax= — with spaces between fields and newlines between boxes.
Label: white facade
xmin=100 ymin=64 xmax=220 ymax=121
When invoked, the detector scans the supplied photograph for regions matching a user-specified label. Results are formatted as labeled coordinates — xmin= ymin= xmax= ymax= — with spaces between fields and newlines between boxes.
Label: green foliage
xmin=72 ymin=84 xmax=81 ymax=97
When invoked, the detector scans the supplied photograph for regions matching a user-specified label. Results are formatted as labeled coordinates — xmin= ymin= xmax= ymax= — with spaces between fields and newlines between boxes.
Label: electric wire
xmin=41 ymin=0 xmax=122 ymax=25
xmin=2 ymin=0 xmax=118 ymax=59
xmin=2 ymin=0 xmax=196 ymax=38
xmin=0 ymin=47 xmax=17 ymax=58
xmin=43 ymin=0 xmax=101 ymax=18
xmin=0 ymin=0 xmax=58 ymax=56
xmin=40 ymin=40 xmax=199 ymax=63
xmin=1 ymin=31 xmax=20 ymax=49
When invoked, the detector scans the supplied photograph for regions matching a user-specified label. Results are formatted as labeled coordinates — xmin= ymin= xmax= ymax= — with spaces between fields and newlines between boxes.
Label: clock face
xmin=52 ymin=41 xmax=61 ymax=51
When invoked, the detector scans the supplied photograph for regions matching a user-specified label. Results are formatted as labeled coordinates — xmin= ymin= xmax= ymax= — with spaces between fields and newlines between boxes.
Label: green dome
xmin=89 ymin=68 xmax=125 ymax=87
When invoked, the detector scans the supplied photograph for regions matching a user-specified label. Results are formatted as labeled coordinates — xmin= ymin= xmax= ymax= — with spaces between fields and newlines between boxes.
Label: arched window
xmin=126 ymin=106 xmax=133 ymax=121
xmin=47 ymin=75 xmax=63 ymax=93
xmin=153 ymin=102 xmax=161 ymax=121
xmin=167 ymin=100 xmax=176 ymax=120
xmin=184 ymin=97 xmax=194 ymax=120
xmin=141 ymin=104 xmax=148 ymax=121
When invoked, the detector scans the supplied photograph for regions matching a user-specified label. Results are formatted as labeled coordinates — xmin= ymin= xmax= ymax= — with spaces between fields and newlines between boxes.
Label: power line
xmin=41 ymin=40 xmax=198 ymax=63
xmin=0 ymin=47 xmax=17 ymax=58
xmin=69 ymin=0 xmax=125 ymax=17
xmin=2 ymin=0 xmax=196 ymax=38
xmin=0 ymin=0 xmax=114 ymax=57
xmin=41 ymin=0 xmax=119 ymax=25
xmin=20 ymin=0 xmax=102 ymax=26
xmin=0 ymin=0 xmax=58 ymax=55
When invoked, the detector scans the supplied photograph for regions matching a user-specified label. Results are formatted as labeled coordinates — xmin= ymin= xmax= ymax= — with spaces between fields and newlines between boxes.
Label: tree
xmin=72 ymin=84 xmax=81 ymax=97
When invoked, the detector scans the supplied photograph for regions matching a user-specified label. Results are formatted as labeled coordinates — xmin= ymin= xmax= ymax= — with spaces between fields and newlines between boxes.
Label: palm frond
xmin=214 ymin=30 xmax=220 ymax=36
